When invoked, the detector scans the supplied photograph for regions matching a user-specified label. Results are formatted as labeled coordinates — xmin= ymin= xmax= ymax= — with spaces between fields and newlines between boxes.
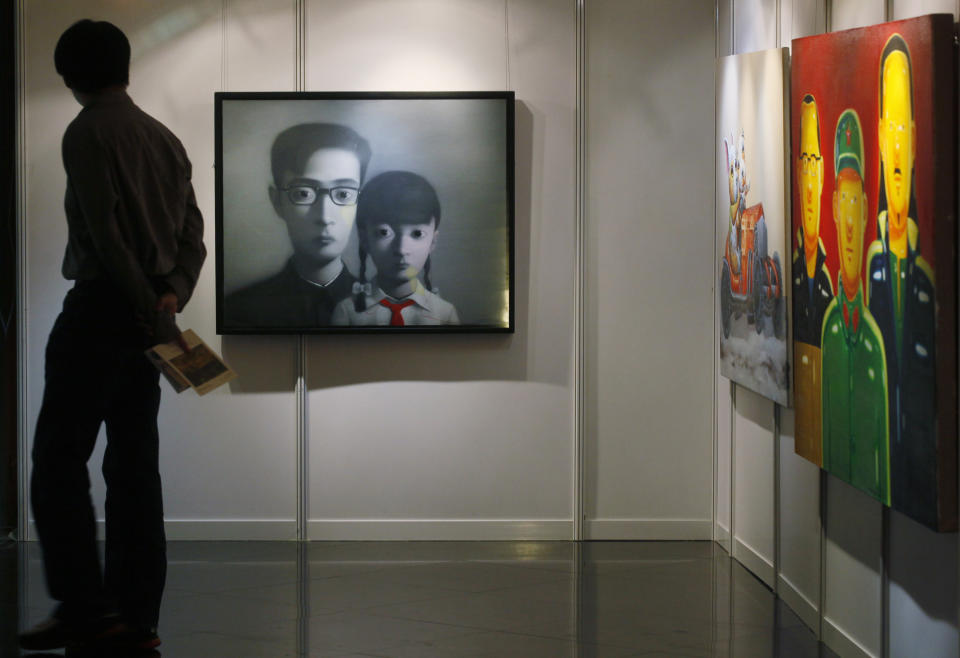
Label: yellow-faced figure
xmin=798 ymin=95 xmax=824 ymax=277
xmin=792 ymin=93 xmax=834 ymax=465
xmin=821 ymin=108 xmax=890 ymax=504
xmin=268 ymin=123 xmax=371 ymax=285
xmin=355 ymin=171 xmax=441 ymax=302
xmin=833 ymin=110 xmax=867 ymax=300
xmin=867 ymin=32 xmax=937 ymax=523
xmin=878 ymin=34 xmax=916 ymax=259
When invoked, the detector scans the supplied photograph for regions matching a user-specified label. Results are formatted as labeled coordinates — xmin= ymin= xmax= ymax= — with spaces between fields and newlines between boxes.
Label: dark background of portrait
xmin=219 ymin=96 xmax=511 ymax=329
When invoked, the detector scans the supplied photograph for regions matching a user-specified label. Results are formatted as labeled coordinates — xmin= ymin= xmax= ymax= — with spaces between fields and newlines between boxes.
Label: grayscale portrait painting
xmin=216 ymin=92 xmax=514 ymax=334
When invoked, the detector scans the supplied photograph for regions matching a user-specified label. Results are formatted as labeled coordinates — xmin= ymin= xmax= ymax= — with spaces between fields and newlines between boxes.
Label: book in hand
xmin=145 ymin=329 xmax=237 ymax=395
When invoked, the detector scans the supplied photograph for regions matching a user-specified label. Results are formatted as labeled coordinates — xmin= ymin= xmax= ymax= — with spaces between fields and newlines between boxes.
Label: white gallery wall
xmin=18 ymin=1 xmax=718 ymax=542
xmin=716 ymin=1 xmax=960 ymax=657
xmin=584 ymin=0 xmax=716 ymax=540
xmin=21 ymin=0 xmax=301 ymax=540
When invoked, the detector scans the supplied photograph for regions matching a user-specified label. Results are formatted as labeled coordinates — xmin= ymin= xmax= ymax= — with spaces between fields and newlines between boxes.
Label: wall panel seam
xmin=294 ymin=0 xmax=308 ymax=542
xmin=574 ymin=0 xmax=586 ymax=540
xmin=15 ymin=0 xmax=28 ymax=543
xmin=220 ymin=0 xmax=227 ymax=91
xmin=712 ymin=0 xmax=719 ymax=545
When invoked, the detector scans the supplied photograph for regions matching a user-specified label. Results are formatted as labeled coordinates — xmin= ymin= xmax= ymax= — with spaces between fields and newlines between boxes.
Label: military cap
xmin=834 ymin=109 xmax=864 ymax=178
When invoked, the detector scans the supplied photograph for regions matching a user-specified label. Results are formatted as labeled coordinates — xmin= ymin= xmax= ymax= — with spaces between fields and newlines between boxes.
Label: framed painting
xmin=216 ymin=91 xmax=514 ymax=334
xmin=716 ymin=48 xmax=792 ymax=407
xmin=792 ymin=14 xmax=956 ymax=530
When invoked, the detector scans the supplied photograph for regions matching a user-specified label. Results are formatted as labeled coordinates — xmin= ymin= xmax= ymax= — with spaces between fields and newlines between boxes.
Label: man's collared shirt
xmin=61 ymin=89 xmax=206 ymax=320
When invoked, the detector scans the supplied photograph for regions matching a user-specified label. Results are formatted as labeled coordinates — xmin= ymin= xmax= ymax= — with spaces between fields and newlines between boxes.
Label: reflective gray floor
xmin=2 ymin=539 xmax=836 ymax=657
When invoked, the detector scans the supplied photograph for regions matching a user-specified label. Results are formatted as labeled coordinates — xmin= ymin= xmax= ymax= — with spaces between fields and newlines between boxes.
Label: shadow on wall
xmin=889 ymin=509 xmax=958 ymax=632
xmin=734 ymin=384 xmax=776 ymax=435
xmin=221 ymin=102 xmax=537 ymax=392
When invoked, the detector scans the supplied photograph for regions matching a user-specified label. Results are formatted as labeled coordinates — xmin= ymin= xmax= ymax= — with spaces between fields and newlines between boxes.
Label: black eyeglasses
xmin=281 ymin=184 xmax=359 ymax=206
xmin=799 ymin=154 xmax=822 ymax=175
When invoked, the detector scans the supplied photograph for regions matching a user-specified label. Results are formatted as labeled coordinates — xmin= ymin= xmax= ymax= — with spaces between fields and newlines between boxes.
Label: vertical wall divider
xmin=773 ymin=403 xmax=781 ymax=596
xmin=776 ymin=0 xmax=782 ymax=51
xmin=294 ymin=0 xmax=308 ymax=543
xmin=881 ymin=506 xmax=890 ymax=658
xmin=15 ymin=0 xmax=27 ymax=543
xmin=730 ymin=381 xmax=736 ymax=558
xmin=573 ymin=0 xmax=586 ymax=541
xmin=731 ymin=0 xmax=736 ymax=55
xmin=819 ymin=469 xmax=827 ymax=640
xmin=220 ymin=0 xmax=228 ymax=92
xmin=503 ymin=0 xmax=511 ymax=91
xmin=712 ymin=0 xmax=720 ymax=546
xmin=296 ymin=335 xmax=308 ymax=541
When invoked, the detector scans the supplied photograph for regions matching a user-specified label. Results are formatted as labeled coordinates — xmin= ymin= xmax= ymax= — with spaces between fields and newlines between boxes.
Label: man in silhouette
xmin=20 ymin=19 xmax=205 ymax=652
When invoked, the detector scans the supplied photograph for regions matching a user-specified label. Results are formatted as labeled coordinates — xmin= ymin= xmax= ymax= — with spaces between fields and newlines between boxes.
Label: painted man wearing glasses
xmin=224 ymin=123 xmax=371 ymax=328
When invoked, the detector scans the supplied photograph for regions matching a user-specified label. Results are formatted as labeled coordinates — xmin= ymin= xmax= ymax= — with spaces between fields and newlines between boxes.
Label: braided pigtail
xmin=423 ymin=257 xmax=435 ymax=293
xmin=353 ymin=246 xmax=368 ymax=312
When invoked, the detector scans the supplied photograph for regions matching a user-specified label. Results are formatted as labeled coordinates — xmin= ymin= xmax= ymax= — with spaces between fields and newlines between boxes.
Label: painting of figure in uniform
xmin=820 ymin=109 xmax=890 ymax=503
xmin=792 ymin=15 xmax=956 ymax=530
xmin=792 ymin=95 xmax=833 ymax=465
xmin=716 ymin=48 xmax=791 ymax=407
xmin=866 ymin=34 xmax=937 ymax=525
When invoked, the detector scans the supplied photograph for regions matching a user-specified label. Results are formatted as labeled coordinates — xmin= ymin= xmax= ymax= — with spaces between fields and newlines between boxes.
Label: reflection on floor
xmin=1 ymin=539 xmax=836 ymax=657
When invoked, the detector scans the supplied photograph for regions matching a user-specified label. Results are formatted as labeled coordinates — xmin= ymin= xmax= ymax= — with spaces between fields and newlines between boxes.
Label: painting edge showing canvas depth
xmin=215 ymin=91 xmax=515 ymax=335
xmin=791 ymin=14 xmax=956 ymax=531
xmin=716 ymin=47 xmax=792 ymax=408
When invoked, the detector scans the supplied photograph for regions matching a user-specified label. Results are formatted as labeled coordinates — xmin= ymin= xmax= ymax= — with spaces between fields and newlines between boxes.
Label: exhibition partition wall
xmin=16 ymin=2 xmax=718 ymax=543
xmin=1 ymin=0 xmax=15 ymax=538
xmin=716 ymin=1 xmax=960 ymax=657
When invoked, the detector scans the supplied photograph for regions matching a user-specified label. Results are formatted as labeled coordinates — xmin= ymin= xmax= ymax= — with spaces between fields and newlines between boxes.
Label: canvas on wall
xmin=216 ymin=92 xmax=514 ymax=334
xmin=791 ymin=14 xmax=956 ymax=531
xmin=716 ymin=48 xmax=791 ymax=408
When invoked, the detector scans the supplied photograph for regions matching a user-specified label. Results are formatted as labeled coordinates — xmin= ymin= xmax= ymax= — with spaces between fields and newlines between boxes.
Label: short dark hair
xmin=800 ymin=93 xmax=820 ymax=152
xmin=879 ymin=34 xmax=913 ymax=119
xmin=270 ymin=123 xmax=372 ymax=185
xmin=54 ymin=20 xmax=130 ymax=93
xmin=356 ymin=171 xmax=441 ymax=231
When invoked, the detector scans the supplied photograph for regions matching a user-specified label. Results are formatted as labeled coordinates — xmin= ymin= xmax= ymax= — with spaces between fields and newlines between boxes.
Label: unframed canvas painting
xmin=716 ymin=48 xmax=791 ymax=408
xmin=791 ymin=14 xmax=956 ymax=531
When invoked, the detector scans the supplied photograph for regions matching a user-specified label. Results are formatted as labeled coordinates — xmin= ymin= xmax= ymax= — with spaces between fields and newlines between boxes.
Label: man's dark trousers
xmin=31 ymin=279 xmax=165 ymax=629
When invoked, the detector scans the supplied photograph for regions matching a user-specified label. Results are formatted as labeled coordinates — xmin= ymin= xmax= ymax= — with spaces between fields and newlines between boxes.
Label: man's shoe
xmin=115 ymin=624 xmax=162 ymax=650
xmin=18 ymin=617 xmax=73 ymax=650
xmin=18 ymin=614 xmax=124 ymax=651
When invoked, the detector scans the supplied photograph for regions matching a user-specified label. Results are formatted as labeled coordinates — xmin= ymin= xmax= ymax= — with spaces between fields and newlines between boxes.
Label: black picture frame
xmin=215 ymin=91 xmax=515 ymax=334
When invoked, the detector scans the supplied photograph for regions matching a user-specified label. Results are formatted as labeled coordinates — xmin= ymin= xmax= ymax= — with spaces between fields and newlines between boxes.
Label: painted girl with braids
xmin=331 ymin=171 xmax=460 ymax=326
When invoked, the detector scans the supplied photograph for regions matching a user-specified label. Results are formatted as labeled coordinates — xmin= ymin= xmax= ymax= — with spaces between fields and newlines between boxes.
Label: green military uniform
xmin=821 ymin=283 xmax=891 ymax=504
xmin=821 ymin=109 xmax=891 ymax=505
